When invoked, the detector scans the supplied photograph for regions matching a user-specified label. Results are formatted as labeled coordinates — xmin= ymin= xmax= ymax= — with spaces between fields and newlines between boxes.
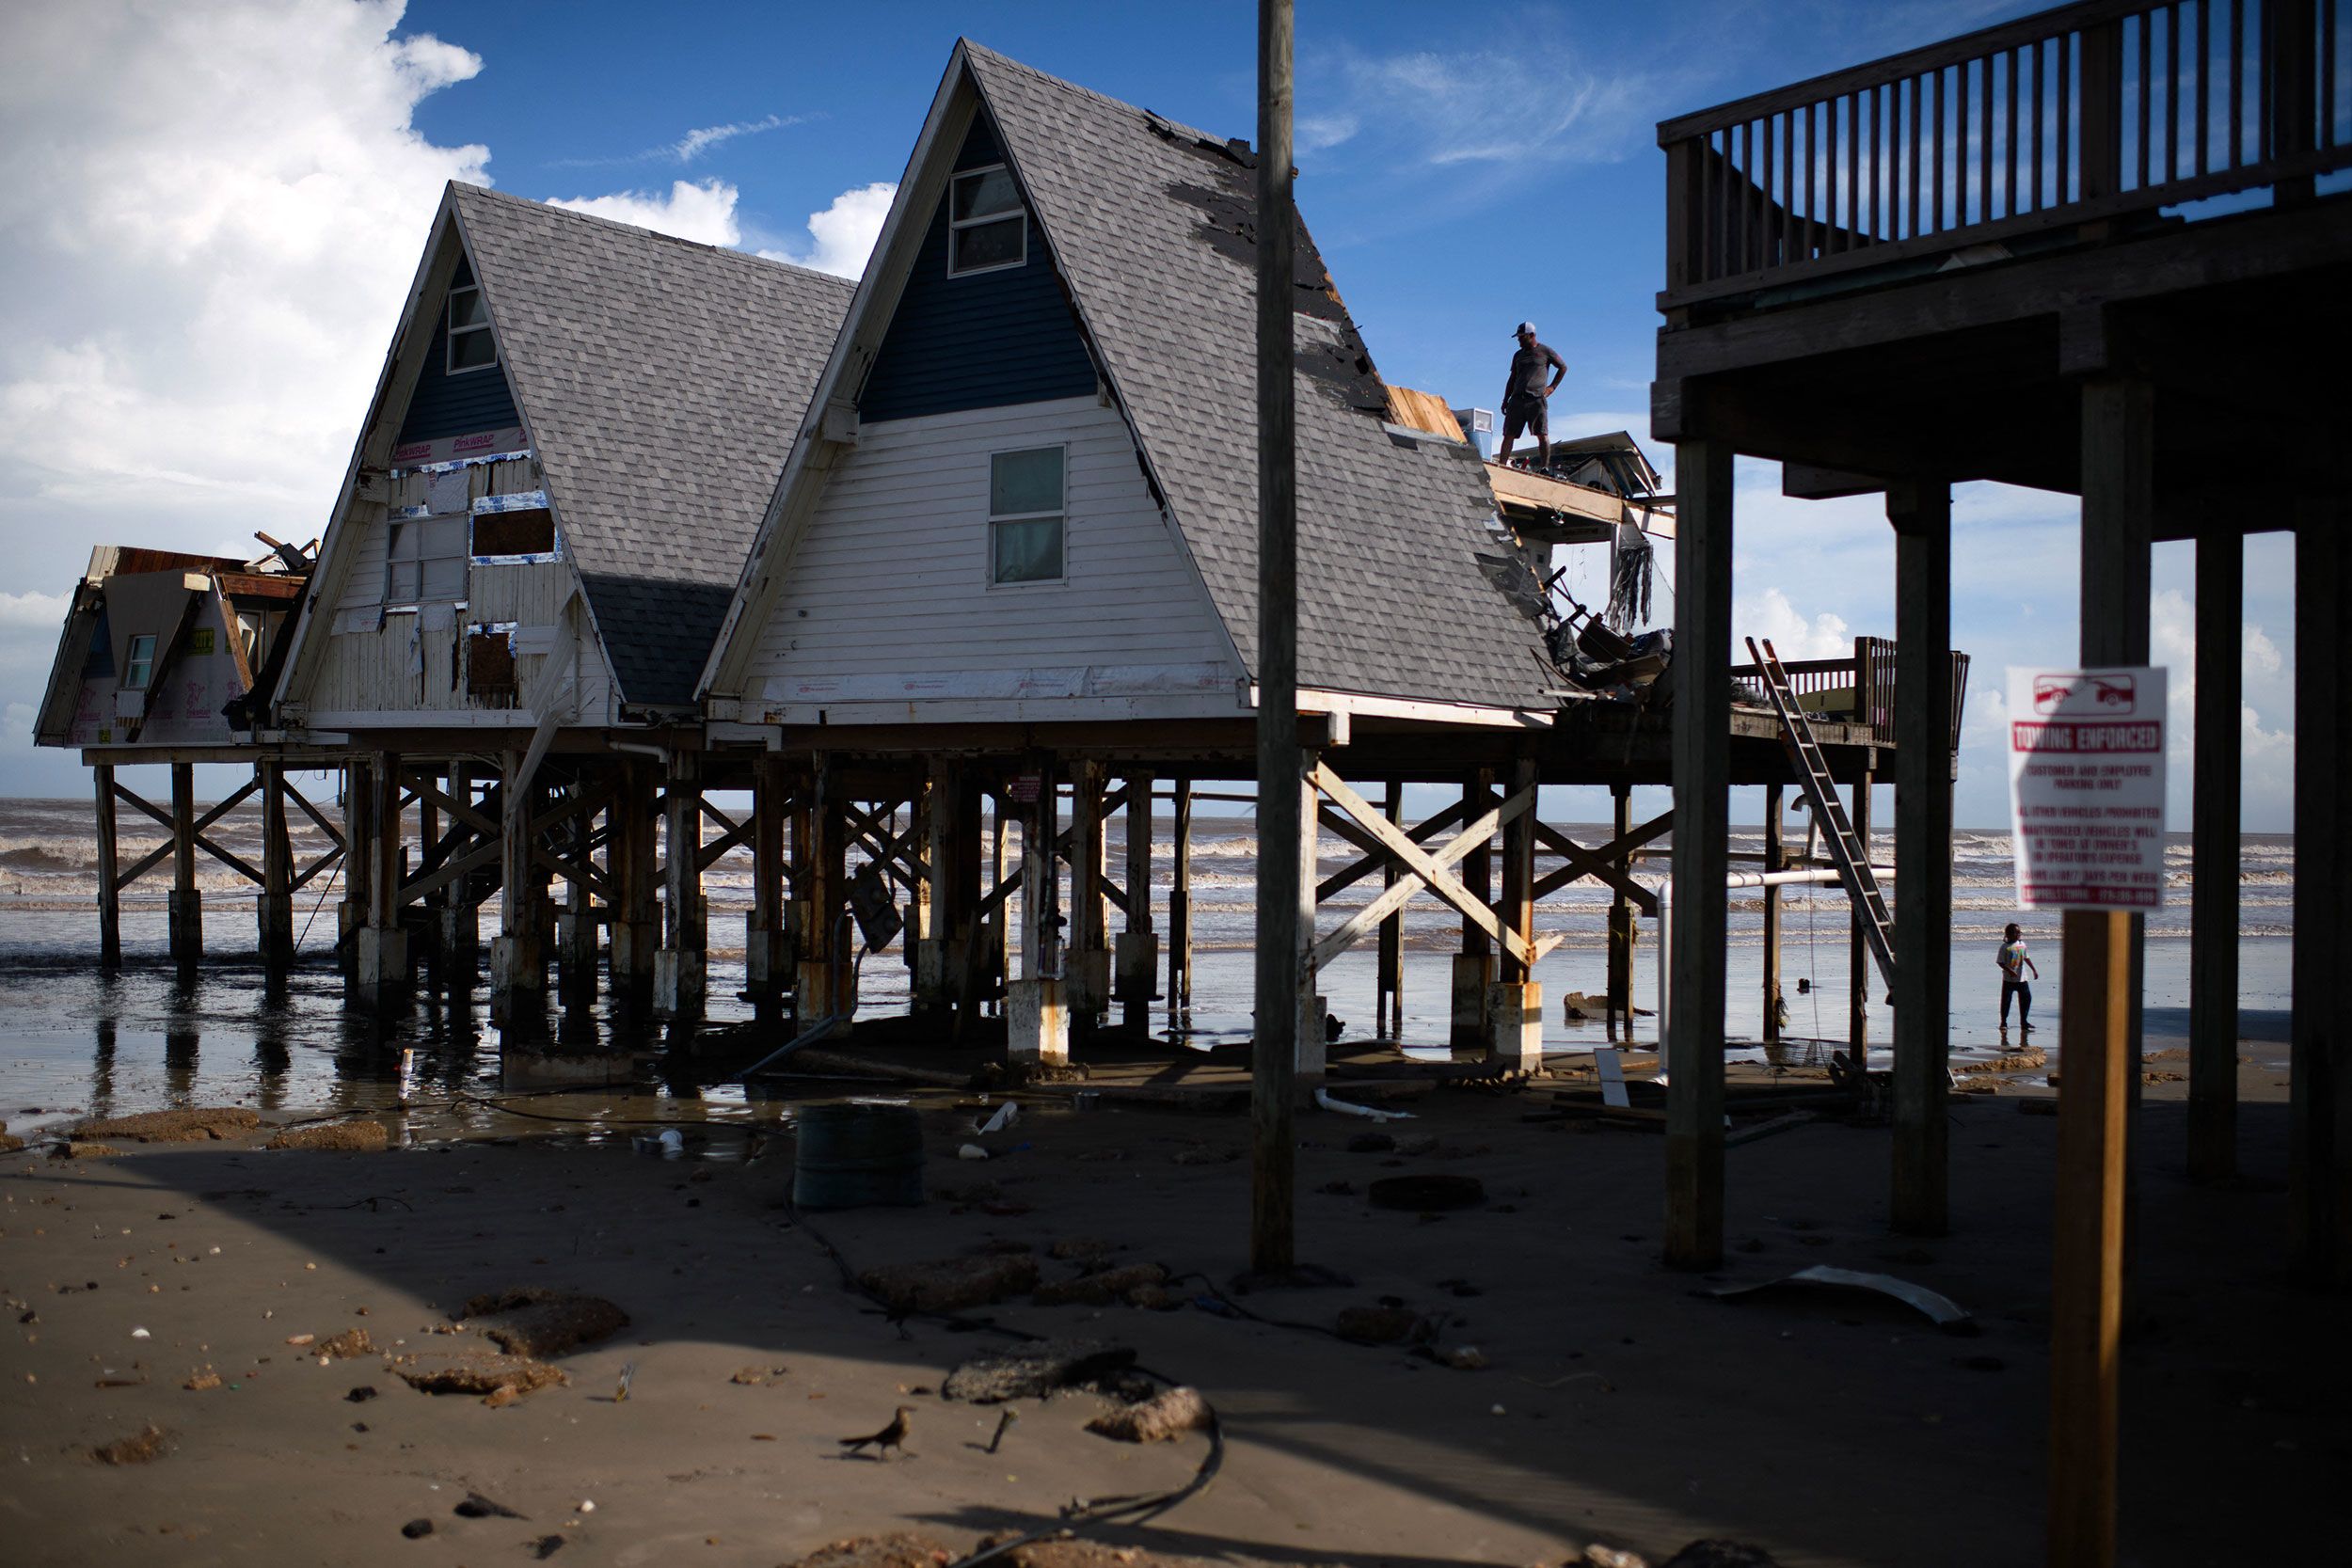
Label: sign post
xmin=2010 ymin=664 xmax=2165 ymax=1568
xmin=2007 ymin=667 xmax=2169 ymax=910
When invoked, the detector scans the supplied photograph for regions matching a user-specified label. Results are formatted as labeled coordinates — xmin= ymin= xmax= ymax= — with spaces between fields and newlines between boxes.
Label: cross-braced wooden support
xmin=1375 ymin=778 xmax=1404 ymax=1034
xmin=1451 ymin=768 xmax=1496 ymax=1047
xmin=1308 ymin=762 xmax=1553 ymax=1069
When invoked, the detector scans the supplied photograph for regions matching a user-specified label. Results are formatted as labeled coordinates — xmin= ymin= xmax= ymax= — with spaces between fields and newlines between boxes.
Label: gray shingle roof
xmin=961 ymin=45 xmax=1555 ymax=710
xmin=453 ymin=184 xmax=854 ymax=707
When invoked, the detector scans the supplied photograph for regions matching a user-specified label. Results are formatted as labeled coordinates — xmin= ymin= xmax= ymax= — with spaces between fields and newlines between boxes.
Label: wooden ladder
xmin=1744 ymin=637 xmax=1896 ymax=991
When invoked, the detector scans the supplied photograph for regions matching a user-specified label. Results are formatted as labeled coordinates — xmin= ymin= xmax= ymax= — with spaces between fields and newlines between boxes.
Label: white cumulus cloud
xmin=759 ymin=182 xmax=896 ymax=279
xmin=547 ymin=178 xmax=744 ymax=245
xmin=1736 ymin=585 xmax=1853 ymax=663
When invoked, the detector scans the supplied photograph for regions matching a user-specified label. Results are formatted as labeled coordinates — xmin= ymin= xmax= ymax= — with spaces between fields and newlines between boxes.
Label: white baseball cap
xmin=1514 ymin=320 xmax=1537 ymax=337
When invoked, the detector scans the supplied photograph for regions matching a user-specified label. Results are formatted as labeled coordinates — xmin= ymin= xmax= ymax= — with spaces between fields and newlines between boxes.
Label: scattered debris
xmin=957 ymin=1144 xmax=990 ymax=1162
xmin=1437 ymin=1344 xmax=1488 ymax=1370
xmin=1708 ymin=1266 xmax=1975 ymax=1334
xmin=859 ymin=1253 xmax=1040 ymax=1315
xmin=459 ymin=1288 xmax=628 ymax=1358
xmin=1314 ymin=1087 xmax=1414 ymax=1122
xmin=942 ymin=1338 xmax=1137 ymax=1404
xmin=346 ymin=1386 xmax=378 ymax=1402
xmin=483 ymin=1385 xmax=526 ymax=1409
xmin=53 ymin=1141 xmax=122 ymax=1161
xmin=91 ymin=1424 xmax=169 ymax=1465
xmin=731 ymin=1365 xmax=788 ymax=1386
xmin=614 ymin=1361 xmax=636 ymax=1402
xmin=983 ymin=1408 xmax=1018 ymax=1453
xmin=1085 ymin=1385 xmax=1211 ymax=1443
xmin=777 ymin=1534 xmax=953 ymax=1568
xmin=401 ymin=1519 xmax=435 ymax=1540
xmin=1336 ymin=1306 xmax=1425 ymax=1345
xmin=75 ymin=1107 xmax=262 ymax=1143
xmin=1367 ymin=1174 xmax=1486 ymax=1212
xmin=1583 ymin=1546 xmax=1648 ymax=1568
xmin=1661 ymin=1543 xmax=1781 ymax=1568
xmin=394 ymin=1353 xmax=569 ymax=1398
xmin=530 ymin=1535 xmax=565 ymax=1560
xmin=183 ymin=1371 xmax=222 ymax=1392
xmin=1033 ymin=1262 xmax=1168 ymax=1307
xmin=266 ymin=1120 xmax=389 ymax=1152
xmin=453 ymin=1492 xmax=525 ymax=1519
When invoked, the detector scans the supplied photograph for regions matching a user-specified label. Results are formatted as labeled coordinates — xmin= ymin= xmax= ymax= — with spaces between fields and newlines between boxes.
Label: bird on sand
xmin=838 ymin=1405 xmax=914 ymax=1460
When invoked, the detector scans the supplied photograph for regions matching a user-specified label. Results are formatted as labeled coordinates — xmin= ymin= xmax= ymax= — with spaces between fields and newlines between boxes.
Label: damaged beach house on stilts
xmin=35 ymin=42 xmax=1961 ymax=1095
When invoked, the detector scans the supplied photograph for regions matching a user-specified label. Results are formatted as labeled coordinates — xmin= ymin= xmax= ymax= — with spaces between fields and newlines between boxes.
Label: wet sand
xmin=0 ymin=1023 xmax=2334 ymax=1568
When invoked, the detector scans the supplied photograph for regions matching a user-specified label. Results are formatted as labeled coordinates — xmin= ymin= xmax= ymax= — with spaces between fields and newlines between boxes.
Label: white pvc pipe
xmin=1653 ymin=866 xmax=1894 ymax=1045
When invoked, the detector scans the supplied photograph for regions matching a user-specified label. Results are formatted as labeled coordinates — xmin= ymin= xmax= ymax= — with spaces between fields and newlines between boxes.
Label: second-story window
xmin=948 ymin=166 xmax=1025 ymax=277
xmin=447 ymin=282 xmax=497 ymax=372
xmin=123 ymin=634 xmax=156 ymax=689
xmin=386 ymin=514 xmax=469 ymax=606
xmin=989 ymin=446 xmax=1064 ymax=585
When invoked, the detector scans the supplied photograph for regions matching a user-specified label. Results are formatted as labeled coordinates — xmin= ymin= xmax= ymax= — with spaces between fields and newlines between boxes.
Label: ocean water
xmin=0 ymin=792 xmax=2294 ymax=1134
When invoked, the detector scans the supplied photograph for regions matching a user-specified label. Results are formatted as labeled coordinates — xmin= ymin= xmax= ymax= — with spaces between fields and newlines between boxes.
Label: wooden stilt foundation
xmin=1168 ymin=774 xmax=1193 ymax=1015
xmin=490 ymin=750 xmax=546 ymax=1025
xmin=1761 ymin=784 xmax=1784 ymax=1041
xmin=257 ymin=761 xmax=294 ymax=972
xmin=168 ymin=762 xmax=201 ymax=969
xmin=655 ymin=751 xmax=707 ymax=1019
xmin=2291 ymin=510 xmax=2350 ymax=1285
xmin=1067 ymin=761 xmax=1109 ymax=1024
xmin=1009 ymin=752 xmax=1068 ymax=1067
xmin=436 ymin=764 xmax=480 ymax=981
xmin=609 ymin=761 xmax=658 ymax=1007
xmin=1450 ymin=767 xmax=1496 ymax=1048
xmin=1488 ymin=754 xmax=1542 ymax=1069
xmin=746 ymin=756 xmax=792 ymax=1017
xmin=94 ymin=763 xmax=121 ymax=968
xmin=1606 ymin=783 xmax=1633 ymax=1039
xmin=1116 ymin=770 xmax=1158 ymax=1037
xmin=555 ymin=791 xmax=599 ymax=1001
xmin=355 ymin=752 xmax=407 ymax=1007
xmin=1891 ymin=482 xmax=1953 ymax=1236
xmin=2187 ymin=529 xmax=2242 ymax=1181
xmin=1848 ymin=768 xmax=1873 ymax=1070
xmin=797 ymin=759 xmax=849 ymax=1022
xmin=1665 ymin=436 xmax=1732 ymax=1272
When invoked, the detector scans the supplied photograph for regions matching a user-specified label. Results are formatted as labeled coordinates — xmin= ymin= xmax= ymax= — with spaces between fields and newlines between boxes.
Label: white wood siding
xmin=308 ymin=454 xmax=617 ymax=724
xmin=744 ymin=397 xmax=1236 ymax=705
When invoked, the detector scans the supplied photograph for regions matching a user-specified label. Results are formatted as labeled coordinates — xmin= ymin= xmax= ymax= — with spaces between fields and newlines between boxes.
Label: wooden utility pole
xmin=1250 ymin=0 xmax=1299 ymax=1277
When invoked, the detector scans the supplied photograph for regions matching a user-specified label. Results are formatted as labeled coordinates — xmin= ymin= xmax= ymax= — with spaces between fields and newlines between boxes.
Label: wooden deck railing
xmin=1731 ymin=637 xmax=1971 ymax=751
xmin=1661 ymin=0 xmax=2348 ymax=309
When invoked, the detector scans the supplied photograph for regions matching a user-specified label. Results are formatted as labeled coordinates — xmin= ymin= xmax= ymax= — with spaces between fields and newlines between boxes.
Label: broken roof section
xmin=278 ymin=183 xmax=855 ymax=721
xmin=450 ymin=186 xmax=856 ymax=709
xmin=706 ymin=41 xmax=1558 ymax=714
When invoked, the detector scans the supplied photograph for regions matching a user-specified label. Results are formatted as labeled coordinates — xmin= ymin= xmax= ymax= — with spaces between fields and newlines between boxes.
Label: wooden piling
xmin=168 ymin=761 xmax=201 ymax=967
xmin=2047 ymin=373 xmax=2154 ymax=1567
xmin=437 ymin=763 xmax=480 ymax=979
xmin=1070 ymin=760 xmax=1109 ymax=1022
xmin=1451 ymin=767 xmax=1496 ymax=1048
xmin=491 ymin=749 xmax=544 ymax=1021
xmin=797 ymin=757 xmax=848 ymax=1021
xmin=1009 ymin=752 xmax=1069 ymax=1065
xmin=1762 ymin=783 xmax=1784 ymax=1041
xmin=2188 ymin=529 xmax=2242 ymax=1180
xmin=609 ymin=761 xmax=658 ymax=1005
xmin=556 ymin=794 xmax=598 ymax=1000
xmin=1492 ymin=754 xmax=1542 ymax=1069
xmin=1891 ymin=482 xmax=1953 ymax=1236
xmin=1118 ymin=770 xmax=1157 ymax=1036
xmin=1665 ymin=436 xmax=1733 ymax=1271
xmin=657 ymin=749 xmax=707 ymax=1019
xmin=1607 ymin=782 xmax=1633 ymax=1039
xmin=748 ymin=755 xmax=791 ymax=1014
xmin=2291 ymin=511 xmax=2349 ymax=1285
xmin=339 ymin=759 xmax=370 ymax=981
xmin=94 ymin=763 xmax=120 ymax=967
xmin=1168 ymin=773 xmax=1194 ymax=1012
xmin=1848 ymin=767 xmax=1873 ymax=1070
xmin=1250 ymin=0 xmax=1300 ymax=1278
xmin=258 ymin=760 xmax=293 ymax=971
xmin=1377 ymin=777 xmax=1403 ymax=1034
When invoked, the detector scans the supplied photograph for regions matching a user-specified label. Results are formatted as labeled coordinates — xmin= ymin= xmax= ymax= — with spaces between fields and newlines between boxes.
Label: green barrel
xmin=792 ymin=1102 xmax=927 ymax=1210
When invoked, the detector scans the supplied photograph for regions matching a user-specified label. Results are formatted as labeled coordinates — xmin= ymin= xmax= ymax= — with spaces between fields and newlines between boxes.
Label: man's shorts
xmin=1502 ymin=394 xmax=1549 ymax=443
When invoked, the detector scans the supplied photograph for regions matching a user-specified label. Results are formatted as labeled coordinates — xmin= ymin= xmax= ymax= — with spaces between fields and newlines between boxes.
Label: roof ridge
xmin=958 ymin=40 xmax=1232 ymax=154
xmin=449 ymin=182 xmax=857 ymax=293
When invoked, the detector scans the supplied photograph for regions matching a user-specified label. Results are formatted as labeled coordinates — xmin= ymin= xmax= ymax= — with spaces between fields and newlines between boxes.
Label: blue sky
xmin=0 ymin=0 xmax=2300 ymax=830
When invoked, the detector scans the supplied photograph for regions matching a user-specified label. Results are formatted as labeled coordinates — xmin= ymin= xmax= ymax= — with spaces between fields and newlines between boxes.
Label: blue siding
xmin=397 ymin=259 xmax=521 ymax=446
xmin=859 ymin=113 xmax=1097 ymax=423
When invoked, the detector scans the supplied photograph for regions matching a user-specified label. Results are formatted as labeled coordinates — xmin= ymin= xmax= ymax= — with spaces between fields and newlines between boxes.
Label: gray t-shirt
xmin=1506 ymin=341 xmax=1566 ymax=404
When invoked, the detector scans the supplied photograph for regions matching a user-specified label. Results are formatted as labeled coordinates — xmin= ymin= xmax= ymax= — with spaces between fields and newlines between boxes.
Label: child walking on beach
xmin=1998 ymin=922 xmax=2039 ymax=1033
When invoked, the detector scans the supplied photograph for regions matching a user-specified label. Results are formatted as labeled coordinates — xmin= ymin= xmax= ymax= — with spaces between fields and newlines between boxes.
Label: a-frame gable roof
xmin=451 ymin=185 xmax=856 ymax=708
xmin=957 ymin=44 xmax=1552 ymax=710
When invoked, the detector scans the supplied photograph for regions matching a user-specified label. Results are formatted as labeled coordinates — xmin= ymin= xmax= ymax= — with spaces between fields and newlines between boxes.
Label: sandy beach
xmin=0 ymin=1017 xmax=2332 ymax=1568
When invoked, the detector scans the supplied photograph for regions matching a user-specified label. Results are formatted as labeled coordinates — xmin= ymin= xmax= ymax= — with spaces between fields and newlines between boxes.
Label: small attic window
xmin=123 ymin=634 xmax=156 ymax=689
xmin=948 ymin=166 xmax=1025 ymax=277
xmin=446 ymin=282 xmax=497 ymax=373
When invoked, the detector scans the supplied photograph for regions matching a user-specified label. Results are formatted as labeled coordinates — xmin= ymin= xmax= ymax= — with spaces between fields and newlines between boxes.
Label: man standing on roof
xmin=1497 ymin=321 xmax=1566 ymax=469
